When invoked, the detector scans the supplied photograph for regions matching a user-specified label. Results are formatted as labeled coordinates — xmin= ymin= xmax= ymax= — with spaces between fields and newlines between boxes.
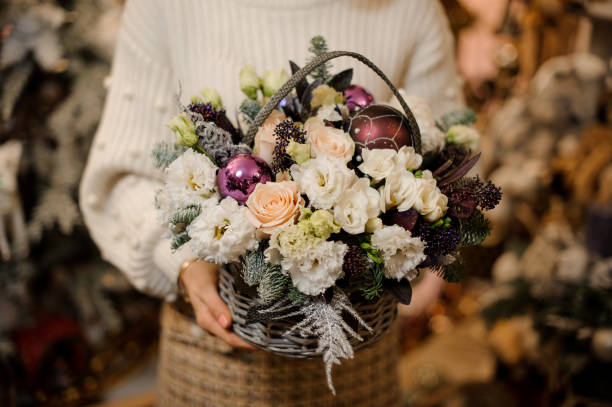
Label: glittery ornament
xmin=348 ymin=104 xmax=416 ymax=151
xmin=217 ymin=154 xmax=273 ymax=205
xmin=343 ymin=84 xmax=374 ymax=112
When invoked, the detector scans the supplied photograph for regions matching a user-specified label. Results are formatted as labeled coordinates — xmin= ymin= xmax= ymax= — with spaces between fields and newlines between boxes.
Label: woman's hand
xmin=180 ymin=261 xmax=255 ymax=349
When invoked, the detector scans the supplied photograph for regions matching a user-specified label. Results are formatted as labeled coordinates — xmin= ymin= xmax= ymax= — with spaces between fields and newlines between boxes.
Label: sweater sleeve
xmin=401 ymin=0 xmax=464 ymax=117
xmin=80 ymin=0 xmax=194 ymax=301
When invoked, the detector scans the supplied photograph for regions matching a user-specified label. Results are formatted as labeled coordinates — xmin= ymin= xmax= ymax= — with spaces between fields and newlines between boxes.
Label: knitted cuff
xmin=152 ymin=238 xmax=197 ymax=295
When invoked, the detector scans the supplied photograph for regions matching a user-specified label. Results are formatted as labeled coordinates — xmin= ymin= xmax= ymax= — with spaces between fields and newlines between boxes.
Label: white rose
xmin=397 ymin=146 xmax=423 ymax=170
xmin=358 ymin=148 xmax=398 ymax=181
xmin=371 ymin=225 xmax=426 ymax=280
xmin=445 ymin=124 xmax=480 ymax=151
xmin=414 ymin=172 xmax=448 ymax=222
xmin=334 ymin=178 xmax=381 ymax=234
xmin=290 ymin=155 xmax=356 ymax=210
xmin=379 ymin=168 xmax=419 ymax=212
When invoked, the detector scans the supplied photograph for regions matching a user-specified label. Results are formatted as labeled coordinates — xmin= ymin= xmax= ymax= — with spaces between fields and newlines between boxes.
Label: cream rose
xmin=253 ymin=110 xmax=286 ymax=165
xmin=246 ymin=181 xmax=303 ymax=234
xmin=379 ymin=168 xmax=419 ymax=212
xmin=308 ymin=125 xmax=355 ymax=163
xmin=290 ymin=155 xmax=356 ymax=210
xmin=414 ymin=172 xmax=448 ymax=222
xmin=334 ymin=178 xmax=380 ymax=234
xmin=358 ymin=148 xmax=398 ymax=182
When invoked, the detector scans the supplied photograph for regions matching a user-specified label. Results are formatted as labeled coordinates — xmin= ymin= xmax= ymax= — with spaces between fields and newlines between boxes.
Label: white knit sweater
xmin=80 ymin=0 xmax=463 ymax=301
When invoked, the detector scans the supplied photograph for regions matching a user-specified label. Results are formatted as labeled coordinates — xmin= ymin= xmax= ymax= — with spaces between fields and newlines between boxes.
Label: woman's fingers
xmin=199 ymin=281 xmax=233 ymax=329
xmin=192 ymin=297 xmax=255 ymax=349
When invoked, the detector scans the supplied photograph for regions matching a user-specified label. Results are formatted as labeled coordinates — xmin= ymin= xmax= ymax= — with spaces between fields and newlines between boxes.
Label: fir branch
xmin=459 ymin=210 xmax=491 ymax=246
xmin=241 ymin=243 xmax=281 ymax=286
xmin=359 ymin=261 xmax=384 ymax=301
xmin=308 ymin=35 xmax=332 ymax=82
xmin=239 ymin=98 xmax=262 ymax=121
xmin=171 ymin=231 xmax=191 ymax=251
xmin=288 ymin=283 xmax=309 ymax=305
xmin=257 ymin=269 xmax=290 ymax=303
xmin=169 ymin=205 xmax=201 ymax=226
xmin=152 ymin=141 xmax=187 ymax=169
xmin=436 ymin=108 xmax=476 ymax=132
xmin=279 ymin=289 xmax=372 ymax=394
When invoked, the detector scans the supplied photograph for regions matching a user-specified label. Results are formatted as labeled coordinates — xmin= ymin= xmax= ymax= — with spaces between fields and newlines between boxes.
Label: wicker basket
xmin=219 ymin=50 xmax=422 ymax=358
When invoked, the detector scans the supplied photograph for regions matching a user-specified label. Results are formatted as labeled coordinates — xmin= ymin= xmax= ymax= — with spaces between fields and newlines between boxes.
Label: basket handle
xmin=245 ymin=50 xmax=422 ymax=154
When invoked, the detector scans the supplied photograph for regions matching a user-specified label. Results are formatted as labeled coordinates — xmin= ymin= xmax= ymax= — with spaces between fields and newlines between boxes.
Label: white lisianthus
xmin=290 ymin=155 xmax=357 ymax=210
xmin=165 ymin=149 xmax=219 ymax=208
xmin=358 ymin=148 xmax=397 ymax=182
xmin=379 ymin=168 xmax=419 ymax=212
xmin=414 ymin=171 xmax=448 ymax=222
xmin=266 ymin=228 xmax=347 ymax=295
xmin=315 ymin=104 xmax=343 ymax=122
xmin=334 ymin=178 xmax=380 ymax=234
xmin=288 ymin=240 xmax=347 ymax=295
xmin=371 ymin=225 xmax=426 ymax=280
xmin=445 ymin=124 xmax=480 ymax=151
xmin=387 ymin=91 xmax=445 ymax=153
xmin=397 ymin=146 xmax=423 ymax=170
xmin=239 ymin=65 xmax=260 ymax=99
xmin=187 ymin=197 xmax=258 ymax=264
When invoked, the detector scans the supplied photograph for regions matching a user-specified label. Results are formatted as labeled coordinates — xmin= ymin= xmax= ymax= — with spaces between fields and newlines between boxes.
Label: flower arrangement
xmin=154 ymin=37 xmax=501 ymax=392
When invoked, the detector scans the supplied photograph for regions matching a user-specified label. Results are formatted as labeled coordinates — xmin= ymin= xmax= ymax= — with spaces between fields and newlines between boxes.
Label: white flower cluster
xmin=371 ymin=225 xmax=426 ymax=280
xmin=187 ymin=197 xmax=259 ymax=264
xmin=265 ymin=224 xmax=347 ymax=295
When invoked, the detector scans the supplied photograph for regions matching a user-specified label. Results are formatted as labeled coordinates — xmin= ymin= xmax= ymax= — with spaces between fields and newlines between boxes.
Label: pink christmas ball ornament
xmin=217 ymin=154 xmax=273 ymax=205
xmin=343 ymin=84 xmax=375 ymax=112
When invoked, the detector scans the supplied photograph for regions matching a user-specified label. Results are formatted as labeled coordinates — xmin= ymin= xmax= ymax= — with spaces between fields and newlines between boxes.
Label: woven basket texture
xmin=218 ymin=264 xmax=398 ymax=357
xmin=157 ymin=303 xmax=400 ymax=407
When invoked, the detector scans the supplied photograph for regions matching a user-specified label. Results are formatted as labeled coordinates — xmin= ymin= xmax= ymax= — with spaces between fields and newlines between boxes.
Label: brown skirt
xmin=157 ymin=303 xmax=400 ymax=407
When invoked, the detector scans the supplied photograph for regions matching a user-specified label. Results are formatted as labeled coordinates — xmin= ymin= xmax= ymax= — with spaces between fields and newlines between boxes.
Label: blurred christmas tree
xmin=1 ymin=1 xmax=160 ymax=405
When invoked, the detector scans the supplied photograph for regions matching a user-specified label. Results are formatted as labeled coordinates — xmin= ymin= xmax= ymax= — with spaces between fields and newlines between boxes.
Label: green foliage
xmin=169 ymin=205 xmax=201 ymax=226
xmin=288 ymin=283 xmax=308 ymax=305
xmin=171 ymin=231 xmax=190 ymax=251
xmin=460 ymin=210 xmax=491 ymax=246
xmin=239 ymin=98 xmax=261 ymax=121
xmin=436 ymin=108 xmax=476 ymax=133
xmin=241 ymin=244 xmax=281 ymax=287
xmin=359 ymin=262 xmax=384 ymax=301
xmin=308 ymin=35 xmax=332 ymax=81
xmin=257 ymin=269 xmax=290 ymax=304
xmin=152 ymin=141 xmax=187 ymax=169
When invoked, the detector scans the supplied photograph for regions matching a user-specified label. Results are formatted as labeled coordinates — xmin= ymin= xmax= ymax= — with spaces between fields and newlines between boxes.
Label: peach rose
xmin=253 ymin=110 xmax=286 ymax=165
xmin=307 ymin=123 xmax=355 ymax=163
xmin=246 ymin=181 xmax=303 ymax=234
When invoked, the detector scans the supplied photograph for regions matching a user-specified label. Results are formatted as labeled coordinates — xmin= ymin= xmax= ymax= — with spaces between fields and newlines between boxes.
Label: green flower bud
xmin=167 ymin=113 xmax=198 ymax=147
xmin=309 ymin=210 xmax=340 ymax=240
xmin=239 ymin=65 xmax=261 ymax=100
xmin=262 ymin=68 xmax=289 ymax=97
xmin=445 ymin=124 xmax=480 ymax=151
xmin=286 ymin=140 xmax=311 ymax=165
xmin=199 ymin=88 xmax=223 ymax=110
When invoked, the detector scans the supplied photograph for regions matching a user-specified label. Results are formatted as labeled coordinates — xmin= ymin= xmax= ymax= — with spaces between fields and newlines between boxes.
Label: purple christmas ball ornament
xmin=217 ymin=154 xmax=273 ymax=205
xmin=344 ymin=84 xmax=375 ymax=112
